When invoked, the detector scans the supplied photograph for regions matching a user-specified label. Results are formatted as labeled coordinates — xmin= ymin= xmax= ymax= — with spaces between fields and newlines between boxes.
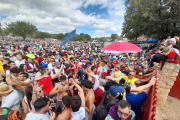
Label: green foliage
xmin=111 ymin=33 xmax=119 ymax=40
xmin=122 ymin=0 xmax=180 ymax=39
xmin=6 ymin=21 xmax=37 ymax=40
xmin=33 ymin=31 xmax=51 ymax=39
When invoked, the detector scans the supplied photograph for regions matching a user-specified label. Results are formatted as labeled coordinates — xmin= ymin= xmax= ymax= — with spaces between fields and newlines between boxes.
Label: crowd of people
xmin=0 ymin=36 xmax=179 ymax=120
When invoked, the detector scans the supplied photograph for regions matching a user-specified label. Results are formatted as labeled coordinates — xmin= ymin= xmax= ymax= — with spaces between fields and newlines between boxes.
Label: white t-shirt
xmin=6 ymin=70 xmax=10 ymax=76
xmin=97 ymin=65 xmax=109 ymax=75
xmin=93 ymin=75 xmax=99 ymax=91
xmin=2 ymin=90 xmax=20 ymax=111
xmin=15 ymin=60 xmax=25 ymax=67
xmin=48 ymin=63 xmax=55 ymax=71
xmin=71 ymin=107 xmax=85 ymax=120
xmin=25 ymin=112 xmax=50 ymax=120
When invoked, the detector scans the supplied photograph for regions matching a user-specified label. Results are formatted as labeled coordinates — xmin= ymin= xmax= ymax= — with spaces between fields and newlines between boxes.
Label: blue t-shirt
xmin=126 ymin=92 xmax=147 ymax=119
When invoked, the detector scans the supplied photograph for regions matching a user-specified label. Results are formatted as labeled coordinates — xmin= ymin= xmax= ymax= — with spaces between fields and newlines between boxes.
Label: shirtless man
xmin=6 ymin=67 xmax=24 ymax=101
xmin=56 ymin=95 xmax=72 ymax=120
xmin=49 ymin=75 xmax=72 ymax=114
xmin=81 ymin=80 xmax=96 ymax=120
xmin=12 ymin=72 xmax=33 ymax=93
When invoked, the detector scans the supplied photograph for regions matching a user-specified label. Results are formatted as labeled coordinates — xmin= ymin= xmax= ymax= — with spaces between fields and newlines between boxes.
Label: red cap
xmin=102 ymin=72 xmax=108 ymax=77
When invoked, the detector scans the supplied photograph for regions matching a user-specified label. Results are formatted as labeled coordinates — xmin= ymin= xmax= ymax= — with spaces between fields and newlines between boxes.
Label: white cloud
xmin=91 ymin=30 xmax=110 ymax=38
xmin=0 ymin=0 xmax=125 ymax=37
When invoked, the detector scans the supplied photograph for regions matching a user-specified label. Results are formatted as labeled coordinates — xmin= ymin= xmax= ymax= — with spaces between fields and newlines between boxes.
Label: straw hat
xmin=111 ymin=72 xmax=125 ymax=81
xmin=0 ymin=84 xmax=13 ymax=94
xmin=130 ymin=57 xmax=135 ymax=61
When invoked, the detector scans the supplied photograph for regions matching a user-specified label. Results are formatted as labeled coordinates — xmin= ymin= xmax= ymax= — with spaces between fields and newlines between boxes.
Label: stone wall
xmin=157 ymin=62 xmax=180 ymax=106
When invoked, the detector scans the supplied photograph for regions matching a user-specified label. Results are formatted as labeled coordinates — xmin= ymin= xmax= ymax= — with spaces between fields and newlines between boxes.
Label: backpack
xmin=93 ymin=92 xmax=119 ymax=120
xmin=0 ymin=107 xmax=22 ymax=120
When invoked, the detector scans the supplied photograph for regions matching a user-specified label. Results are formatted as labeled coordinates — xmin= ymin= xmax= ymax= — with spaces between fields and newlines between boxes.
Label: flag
xmin=60 ymin=29 xmax=76 ymax=47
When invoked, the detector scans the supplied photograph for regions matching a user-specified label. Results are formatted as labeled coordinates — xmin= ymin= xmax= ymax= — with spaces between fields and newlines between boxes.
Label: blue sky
xmin=0 ymin=0 xmax=125 ymax=38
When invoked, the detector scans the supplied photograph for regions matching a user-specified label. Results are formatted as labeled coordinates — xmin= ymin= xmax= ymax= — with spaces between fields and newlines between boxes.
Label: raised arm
xmin=130 ymin=76 xmax=156 ymax=92
xmin=51 ymin=65 xmax=63 ymax=80
xmin=49 ymin=84 xmax=60 ymax=96
xmin=13 ymin=80 xmax=32 ymax=86
xmin=70 ymin=79 xmax=85 ymax=107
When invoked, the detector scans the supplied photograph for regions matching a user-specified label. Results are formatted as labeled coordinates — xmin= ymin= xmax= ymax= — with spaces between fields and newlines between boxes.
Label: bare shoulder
xmin=57 ymin=113 xmax=70 ymax=120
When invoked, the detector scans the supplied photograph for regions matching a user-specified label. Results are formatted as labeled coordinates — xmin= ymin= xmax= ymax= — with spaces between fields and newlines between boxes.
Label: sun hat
xmin=130 ymin=57 xmax=135 ymax=61
xmin=111 ymin=72 xmax=125 ymax=81
xmin=26 ymin=53 xmax=35 ymax=59
xmin=99 ymin=79 xmax=107 ymax=86
xmin=109 ymin=86 xmax=124 ymax=97
xmin=0 ymin=84 xmax=13 ymax=94
xmin=115 ymin=64 xmax=120 ymax=68
xmin=166 ymin=40 xmax=174 ymax=45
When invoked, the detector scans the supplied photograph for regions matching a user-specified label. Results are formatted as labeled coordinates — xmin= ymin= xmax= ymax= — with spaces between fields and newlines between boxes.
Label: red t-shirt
xmin=38 ymin=76 xmax=54 ymax=94
xmin=94 ymin=65 xmax=99 ymax=75
xmin=94 ymin=87 xmax=104 ymax=107
xmin=113 ymin=60 xmax=118 ymax=65
xmin=38 ymin=57 xmax=43 ymax=63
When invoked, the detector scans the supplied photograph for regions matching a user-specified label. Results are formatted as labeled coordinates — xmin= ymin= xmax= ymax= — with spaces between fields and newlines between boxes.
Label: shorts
xmin=56 ymin=100 xmax=64 ymax=113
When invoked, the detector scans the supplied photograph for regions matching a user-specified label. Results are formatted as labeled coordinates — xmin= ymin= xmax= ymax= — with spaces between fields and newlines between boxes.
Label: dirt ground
xmin=155 ymin=96 xmax=180 ymax=120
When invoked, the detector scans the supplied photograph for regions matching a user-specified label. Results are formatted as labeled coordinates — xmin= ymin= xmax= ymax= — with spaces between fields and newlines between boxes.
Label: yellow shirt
xmin=0 ymin=61 xmax=4 ymax=74
xmin=123 ymin=76 xmax=138 ymax=87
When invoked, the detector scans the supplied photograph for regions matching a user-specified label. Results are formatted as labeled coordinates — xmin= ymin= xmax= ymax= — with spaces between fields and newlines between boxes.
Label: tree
xmin=111 ymin=34 xmax=119 ymax=40
xmin=122 ymin=0 xmax=180 ymax=39
xmin=55 ymin=33 xmax=65 ymax=40
xmin=34 ymin=31 xmax=51 ymax=39
xmin=6 ymin=21 xmax=37 ymax=40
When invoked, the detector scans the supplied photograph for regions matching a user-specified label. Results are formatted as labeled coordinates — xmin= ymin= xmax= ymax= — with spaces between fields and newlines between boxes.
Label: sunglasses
xmin=43 ymin=59 xmax=46 ymax=60
xmin=128 ymin=74 xmax=134 ymax=76
xmin=139 ymin=75 xmax=143 ymax=76
xmin=118 ymin=110 xmax=129 ymax=117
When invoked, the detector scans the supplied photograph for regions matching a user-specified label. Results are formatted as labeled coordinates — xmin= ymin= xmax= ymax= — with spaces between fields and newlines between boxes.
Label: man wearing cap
xmin=96 ymin=85 xmax=126 ymax=120
xmin=0 ymin=84 xmax=21 ymax=111
xmin=112 ymin=56 xmax=118 ymax=65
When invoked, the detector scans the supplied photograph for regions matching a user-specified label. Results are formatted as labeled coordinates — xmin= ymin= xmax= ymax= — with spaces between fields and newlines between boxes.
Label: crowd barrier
xmin=141 ymin=65 xmax=158 ymax=120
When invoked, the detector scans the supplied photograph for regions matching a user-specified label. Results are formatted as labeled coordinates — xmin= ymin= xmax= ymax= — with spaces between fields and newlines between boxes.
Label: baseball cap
xmin=109 ymin=86 xmax=124 ymax=97
xmin=78 ymin=62 xmax=83 ymax=66
xmin=102 ymin=72 xmax=108 ymax=77
xmin=113 ymin=56 xmax=116 ymax=59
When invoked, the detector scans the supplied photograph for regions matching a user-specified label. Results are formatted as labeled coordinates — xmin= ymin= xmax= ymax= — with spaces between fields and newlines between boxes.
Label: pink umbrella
xmin=102 ymin=42 xmax=142 ymax=53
